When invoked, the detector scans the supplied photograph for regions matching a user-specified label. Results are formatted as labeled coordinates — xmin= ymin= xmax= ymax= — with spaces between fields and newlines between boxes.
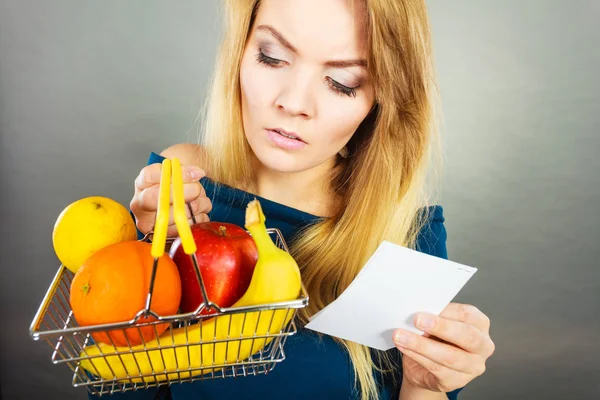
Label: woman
xmin=121 ymin=0 xmax=495 ymax=399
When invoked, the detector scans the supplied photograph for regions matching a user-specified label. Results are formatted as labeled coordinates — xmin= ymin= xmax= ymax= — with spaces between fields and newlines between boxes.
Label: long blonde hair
xmin=200 ymin=1 xmax=442 ymax=398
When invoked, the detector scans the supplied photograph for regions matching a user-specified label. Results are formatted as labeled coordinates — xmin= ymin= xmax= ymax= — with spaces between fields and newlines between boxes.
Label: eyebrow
xmin=256 ymin=24 xmax=367 ymax=69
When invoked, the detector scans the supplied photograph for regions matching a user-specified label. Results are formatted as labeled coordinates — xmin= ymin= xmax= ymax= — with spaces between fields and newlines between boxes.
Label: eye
xmin=255 ymin=48 xmax=284 ymax=68
xmin=256 ymin=47 xmax=358 ymax=98
xmin=326 ymin=77 xmax=358 ymax=98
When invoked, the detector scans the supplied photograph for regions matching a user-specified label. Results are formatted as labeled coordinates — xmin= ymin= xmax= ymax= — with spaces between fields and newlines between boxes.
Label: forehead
xmin=253 ymin=0 xmax=368 ymax=58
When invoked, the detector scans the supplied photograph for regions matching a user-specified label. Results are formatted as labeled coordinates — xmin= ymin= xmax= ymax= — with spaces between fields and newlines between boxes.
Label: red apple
xmin=168 ymin=221 xmax=258 ymax=314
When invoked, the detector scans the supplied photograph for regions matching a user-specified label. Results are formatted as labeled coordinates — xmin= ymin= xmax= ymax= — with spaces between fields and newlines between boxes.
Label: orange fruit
xmin=70 ymin=240 xmax=181 ymax=346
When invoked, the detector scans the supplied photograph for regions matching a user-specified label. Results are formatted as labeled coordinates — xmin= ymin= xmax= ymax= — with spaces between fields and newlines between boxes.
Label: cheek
xmin=240 ymin=58 xmax=277 ymax=123
xmin=318 ymin=98 xmax=372 ymax=145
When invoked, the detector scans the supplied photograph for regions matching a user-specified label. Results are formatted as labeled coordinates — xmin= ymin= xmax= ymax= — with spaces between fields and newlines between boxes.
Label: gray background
xmin=0 ymin=1 xmax=598 ymax=399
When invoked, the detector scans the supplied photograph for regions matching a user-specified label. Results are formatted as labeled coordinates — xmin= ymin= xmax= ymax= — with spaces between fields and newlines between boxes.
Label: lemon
xmin=52 ymin=196 xmax=138 ymax=273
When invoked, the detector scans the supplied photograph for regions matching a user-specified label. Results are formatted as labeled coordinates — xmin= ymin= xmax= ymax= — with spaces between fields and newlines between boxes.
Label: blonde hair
xmin=200 ymin=0 xmax=443 ymax=398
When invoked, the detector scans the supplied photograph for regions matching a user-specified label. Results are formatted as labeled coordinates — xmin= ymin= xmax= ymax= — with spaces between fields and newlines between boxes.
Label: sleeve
xmin=415 ymin=205 xmax=448 ymax=260
xmin=446 ymin=388 xmax=464 ymax=399
xmin=146 ymin=151 xmax=167 ymax=165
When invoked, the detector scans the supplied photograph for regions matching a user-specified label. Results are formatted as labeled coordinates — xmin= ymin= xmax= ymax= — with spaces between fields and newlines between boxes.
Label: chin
xmin=250 ymin=145 xmax=309 ymax=174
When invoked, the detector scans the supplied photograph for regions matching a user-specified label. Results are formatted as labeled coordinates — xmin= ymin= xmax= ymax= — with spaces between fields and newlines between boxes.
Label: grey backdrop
xmin=1 ymin=1 xmax=598 ymax=399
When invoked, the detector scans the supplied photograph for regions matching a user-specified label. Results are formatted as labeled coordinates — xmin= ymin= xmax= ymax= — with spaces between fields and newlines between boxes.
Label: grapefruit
xmin=52 ymin=196 xmax=137 ymax=273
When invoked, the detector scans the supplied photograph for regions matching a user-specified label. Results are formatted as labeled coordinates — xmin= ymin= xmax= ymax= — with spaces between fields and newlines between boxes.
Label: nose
xmin=274 ymin=71 xmax=315 ymax=119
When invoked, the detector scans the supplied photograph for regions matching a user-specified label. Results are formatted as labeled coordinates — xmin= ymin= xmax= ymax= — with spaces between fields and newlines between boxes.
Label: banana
xmin=79 ymin=199 xmax=302 ymax=382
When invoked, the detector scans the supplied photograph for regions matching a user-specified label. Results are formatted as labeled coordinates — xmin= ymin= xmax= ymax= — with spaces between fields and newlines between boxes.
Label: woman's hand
xmin=130 ymin=162 xmax=212 ymax=237
xmin=393 ymin=302 xmax=495 ymax=394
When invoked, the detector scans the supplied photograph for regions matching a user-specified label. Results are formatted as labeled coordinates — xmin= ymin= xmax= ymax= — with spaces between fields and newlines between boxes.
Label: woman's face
xmin=239 ymin=0 xmax=375 ymax=174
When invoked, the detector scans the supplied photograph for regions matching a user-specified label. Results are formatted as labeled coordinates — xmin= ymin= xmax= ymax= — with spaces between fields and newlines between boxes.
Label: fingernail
xmin=417 ymin=314 xmax=435 ymax=330
xmin=187 ymin=167 xmax=204 ymax=180
xmin=394 ymin=331 xmax=411 ymax=346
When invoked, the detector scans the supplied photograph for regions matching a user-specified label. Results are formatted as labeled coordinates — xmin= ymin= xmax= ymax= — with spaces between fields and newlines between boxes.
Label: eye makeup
xmin=254 ymin=45 xmax=362 ymax=98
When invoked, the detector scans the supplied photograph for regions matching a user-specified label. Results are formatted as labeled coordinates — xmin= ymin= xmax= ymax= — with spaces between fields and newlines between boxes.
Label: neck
xmin=247 ymin=155 xmax=340 ymax=218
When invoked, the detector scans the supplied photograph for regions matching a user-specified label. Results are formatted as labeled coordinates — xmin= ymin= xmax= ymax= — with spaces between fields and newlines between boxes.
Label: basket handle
xmin=151 ymin=158 xmax=172 ymax=258
xmin=143 ymin=157 xmax=200 ymax=318
xmin=150 ymin=158 xmax=198 ymax=257
xmin=171 ymin=158 xmax=197 ymax=255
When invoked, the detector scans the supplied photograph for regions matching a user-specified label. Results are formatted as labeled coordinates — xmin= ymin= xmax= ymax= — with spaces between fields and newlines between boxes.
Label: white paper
xmin=305 ymin=241 xmax=477 ymax=351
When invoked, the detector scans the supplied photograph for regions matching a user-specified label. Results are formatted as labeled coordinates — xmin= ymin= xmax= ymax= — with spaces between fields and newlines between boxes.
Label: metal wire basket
xmin=29 ymin=158 xmax=309 ymax=396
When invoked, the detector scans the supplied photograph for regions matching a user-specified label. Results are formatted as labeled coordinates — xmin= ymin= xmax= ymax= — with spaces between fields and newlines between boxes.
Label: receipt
xmin=305 ymin=241 xmax=477 ymax=350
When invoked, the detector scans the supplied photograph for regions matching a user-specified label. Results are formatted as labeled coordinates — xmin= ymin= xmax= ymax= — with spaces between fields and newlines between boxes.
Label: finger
xmin=137 ymin=182 xmax=204 ymax=213
xmin=183 ymin=182 xmax=204 ymax=203
xmin=414 ymin=312 xmax=490 ymax=354
xmin=194 ymin=213 xmax=210 ymax=224
xmin=134 ymin=163 xmax=162 ymax=191
xmin=171 ymin=192 xmax=211 ymax=225
xmin=163 ymin=201 xmax=212 ymax=227
xmin=439 ymin=303 xmax=491 ymax=333
xmin=184 ymin=165 xmax=206 ymax=182
xmin=134 ymin=196 xmax=211 ymax=234
xmin=137 ymin=185 xmax=160 ymax=212
xmin=393 ymin=329 xmax=485 ymax=376
xmin=135 ymin=163 xmax=205 ymax=191
xmin=397 ymin=346 xmax=473 ymax=390
xmin=188 ymin=196 xmax=212 ymax=216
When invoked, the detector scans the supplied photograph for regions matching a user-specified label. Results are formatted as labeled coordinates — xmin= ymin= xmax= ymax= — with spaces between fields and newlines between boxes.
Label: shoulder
xmin=159 ymin=143 xmax=211 ymax=175
xmin=415 ymin=205 xmax=448 ymax=260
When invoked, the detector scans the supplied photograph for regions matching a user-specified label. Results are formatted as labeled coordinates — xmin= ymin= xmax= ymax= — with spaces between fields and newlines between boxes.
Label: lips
xmin=265 ymin=129 xmax=308 ymax=150
xmin=269 ymin=128 xmax=306 ymax=143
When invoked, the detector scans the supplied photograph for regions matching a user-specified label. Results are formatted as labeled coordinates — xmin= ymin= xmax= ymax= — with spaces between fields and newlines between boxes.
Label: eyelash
xmin=255 ymin=50 xmax=358 ymax=98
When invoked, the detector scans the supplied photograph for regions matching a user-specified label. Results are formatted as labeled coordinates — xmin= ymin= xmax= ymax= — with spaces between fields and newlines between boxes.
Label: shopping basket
xmin=29 ymin=157 xmax=309 ymax=396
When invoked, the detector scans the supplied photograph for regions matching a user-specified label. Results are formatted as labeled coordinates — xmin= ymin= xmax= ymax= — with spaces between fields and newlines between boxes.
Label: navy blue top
xmin=90 ymin=152 xmax=462 ymax=400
